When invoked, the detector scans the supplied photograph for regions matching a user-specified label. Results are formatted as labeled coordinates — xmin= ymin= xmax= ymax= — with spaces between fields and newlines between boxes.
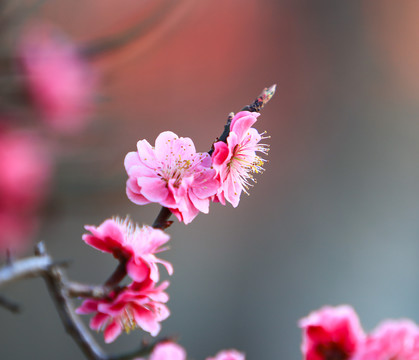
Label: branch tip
xmin=263 ymin=84 xmax=277 ymax=105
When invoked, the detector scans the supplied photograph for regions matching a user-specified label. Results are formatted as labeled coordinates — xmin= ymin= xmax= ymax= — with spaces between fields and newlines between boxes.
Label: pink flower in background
xmin=0 ymin=212 xmax=38 ymax=254
xmin=206 ymin=349 xmax=245 ymax=360
xmin=353 ymin=320 xmax=419 ymax=360
xmin=76 ymin=279 xmax=170 ymax=343
xmin=0 ymin=129 xmax=51 ymax=209
xmin=299 ymin=305 xmax=365 ymax=360
xmin=211 ymin=111 xmax=268 ymax=208
xmin=83 ymin=218 xmax=173 ymax=282
xmin=0 ymin=128 xmax=52 ymax=253
xmin=140 ymin=342 xmax=187 ymax=360
xmin=18 ymin=24 xmax=96 ymax=133
xmin=125 ymin=131 xmax=219 ymax=224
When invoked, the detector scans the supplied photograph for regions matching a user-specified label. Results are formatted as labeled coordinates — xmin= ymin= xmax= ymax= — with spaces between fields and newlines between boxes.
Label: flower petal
xmin=126 ymin=259 xmax=150 ymax=283
xmin=137 ymin=139 xmax=159 ymax=168
xmin=90 ymin=312 xmax=109 ymax=331
xmin=104 ymin=320 xmax=122 ymax=343
xmin=154 ymin=131 xmax=179 ymax=162
xmin=137 ymin=177 xmax=168 ymax=203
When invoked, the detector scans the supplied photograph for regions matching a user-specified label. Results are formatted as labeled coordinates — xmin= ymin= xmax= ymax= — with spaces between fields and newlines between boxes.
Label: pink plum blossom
xmin=135 ymin=342 xmax=187 ymax=360
xmin=125 ymin=131 xmax=219 ymax=224
xmin=0 ymin=128 xmax=52 ymax=253
xmin=353 ymin=320 xmax=419 ymax=360
xmin=299 ymin=305 xmax=365 ymax=360
xmin=83 ymin=217 xmax=172 ymax=282
xmin=18 ymin=24 xmax=95 ymax=133
xmin=206 ymin=349 xmax=245 ymax=360
xmin=76 ymin=279 xmax=170 ymax=343
xmin=211 ymin=111 xmax=268 ymax=208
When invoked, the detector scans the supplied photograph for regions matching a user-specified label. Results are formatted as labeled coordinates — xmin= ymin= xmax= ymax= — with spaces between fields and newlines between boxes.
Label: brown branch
xmin=104 ymin=260 xmax=127 ymax=287
xmin=0 ymin=255 xmax=53 ymax=287
xmin=66 ymin=281 xmax=113 ymax=299
xmin=35 ymin=242 xmax=107 ymax=360
xmin=152 ymin=207 xmax=173 ymax=230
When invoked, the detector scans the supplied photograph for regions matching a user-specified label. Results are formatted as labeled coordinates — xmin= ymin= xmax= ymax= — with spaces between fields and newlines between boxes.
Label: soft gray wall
xmin=2 ymin=1 xmax=419 ymax=359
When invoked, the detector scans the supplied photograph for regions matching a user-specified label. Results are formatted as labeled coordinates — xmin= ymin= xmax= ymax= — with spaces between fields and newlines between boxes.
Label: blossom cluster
xmin=125 ymin=111 xmax=269 ymax=224
xmin=0 ymin=22 xmax=96 ymax=254
xmin=77 ymin=217 xmax=172 ymax=343
xmin=0 ymin=127 xmax=52 ymax=253
xmin=76 ymin=100 xmax=269 ymax=351
xmin=76 ymin=217 xmax=247 ymax=360
xmin=300 ymin=305 xmax=419 ymax=360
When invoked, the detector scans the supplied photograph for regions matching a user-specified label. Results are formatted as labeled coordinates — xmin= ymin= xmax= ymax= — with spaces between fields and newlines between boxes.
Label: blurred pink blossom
xmin=83 ymin=217 xmax=172 ymax=282
xmin=125 ymin=131 xmax=219 ymax=224
xmin=299 ymin=305 xmax=365 ymax=360
xmin=206 ymin=349 xmax=245 ymax=360
xmin=0 ymin=212 xmax=38 ymax=254
xmin=212 ymin=111 xmax=268 ymax=207
xmin=0 ymin=128 xmax=52 ymax=253
xmin=137 ymin=342 xmax=187 ymax=360
xmin=353 ymin=320 xmax=419 ymax=360
xmin=76 ymin=279 xmax=170 ymax=343
xmin=18 ymin=24 xmax=96 ymax=133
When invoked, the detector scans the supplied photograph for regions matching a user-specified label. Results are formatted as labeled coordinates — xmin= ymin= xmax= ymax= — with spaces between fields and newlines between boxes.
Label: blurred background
xmin=2 ymin=0 xmax=419 ymax=359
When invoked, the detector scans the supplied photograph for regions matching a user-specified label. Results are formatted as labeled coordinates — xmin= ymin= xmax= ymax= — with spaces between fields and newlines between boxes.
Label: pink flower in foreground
xmin=206 ymin=349 xmax=245 ymax=360
xmin=83 ymin=218 xmax=172 ymax=282
xmin=299 ymin=305 xmax=365 ymax=360
xmin=0 ymin=128 xmax=52 ymax=253
xmin=212 ymin=111 xmax=268 ymax=208
xmin=76 ymin=279 xmax=170 ymax=343
xmin=18 ymin=24 xmax=95 ymax=133
xmin=353 ymin=320 xmax=419 ymax=360
xmin=125 ymin=131 xmax=219 ymax=224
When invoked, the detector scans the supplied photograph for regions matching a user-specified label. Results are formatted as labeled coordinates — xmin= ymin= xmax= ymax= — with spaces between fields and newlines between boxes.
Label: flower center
xmin=316 ymin=342 xmax=350 ymax=360
xmin=158 ymin=152 xmax=206 ymax=188
xmin=119 ymin=306 xmax=137 ymax=334
xmin=226 ymin=132 xmax=269 ymax=194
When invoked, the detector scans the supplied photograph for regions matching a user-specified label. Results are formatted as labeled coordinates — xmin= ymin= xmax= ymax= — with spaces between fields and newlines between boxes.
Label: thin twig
xmin=241 ymin=84 xmax=277 ymax=113
xmin=66 ymin=281 xmax=113 ymax=299
xmin=35 ymin=242 xmax=107 ymax=360
xmin=0 ymin=255 xmax=53 ymax=288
